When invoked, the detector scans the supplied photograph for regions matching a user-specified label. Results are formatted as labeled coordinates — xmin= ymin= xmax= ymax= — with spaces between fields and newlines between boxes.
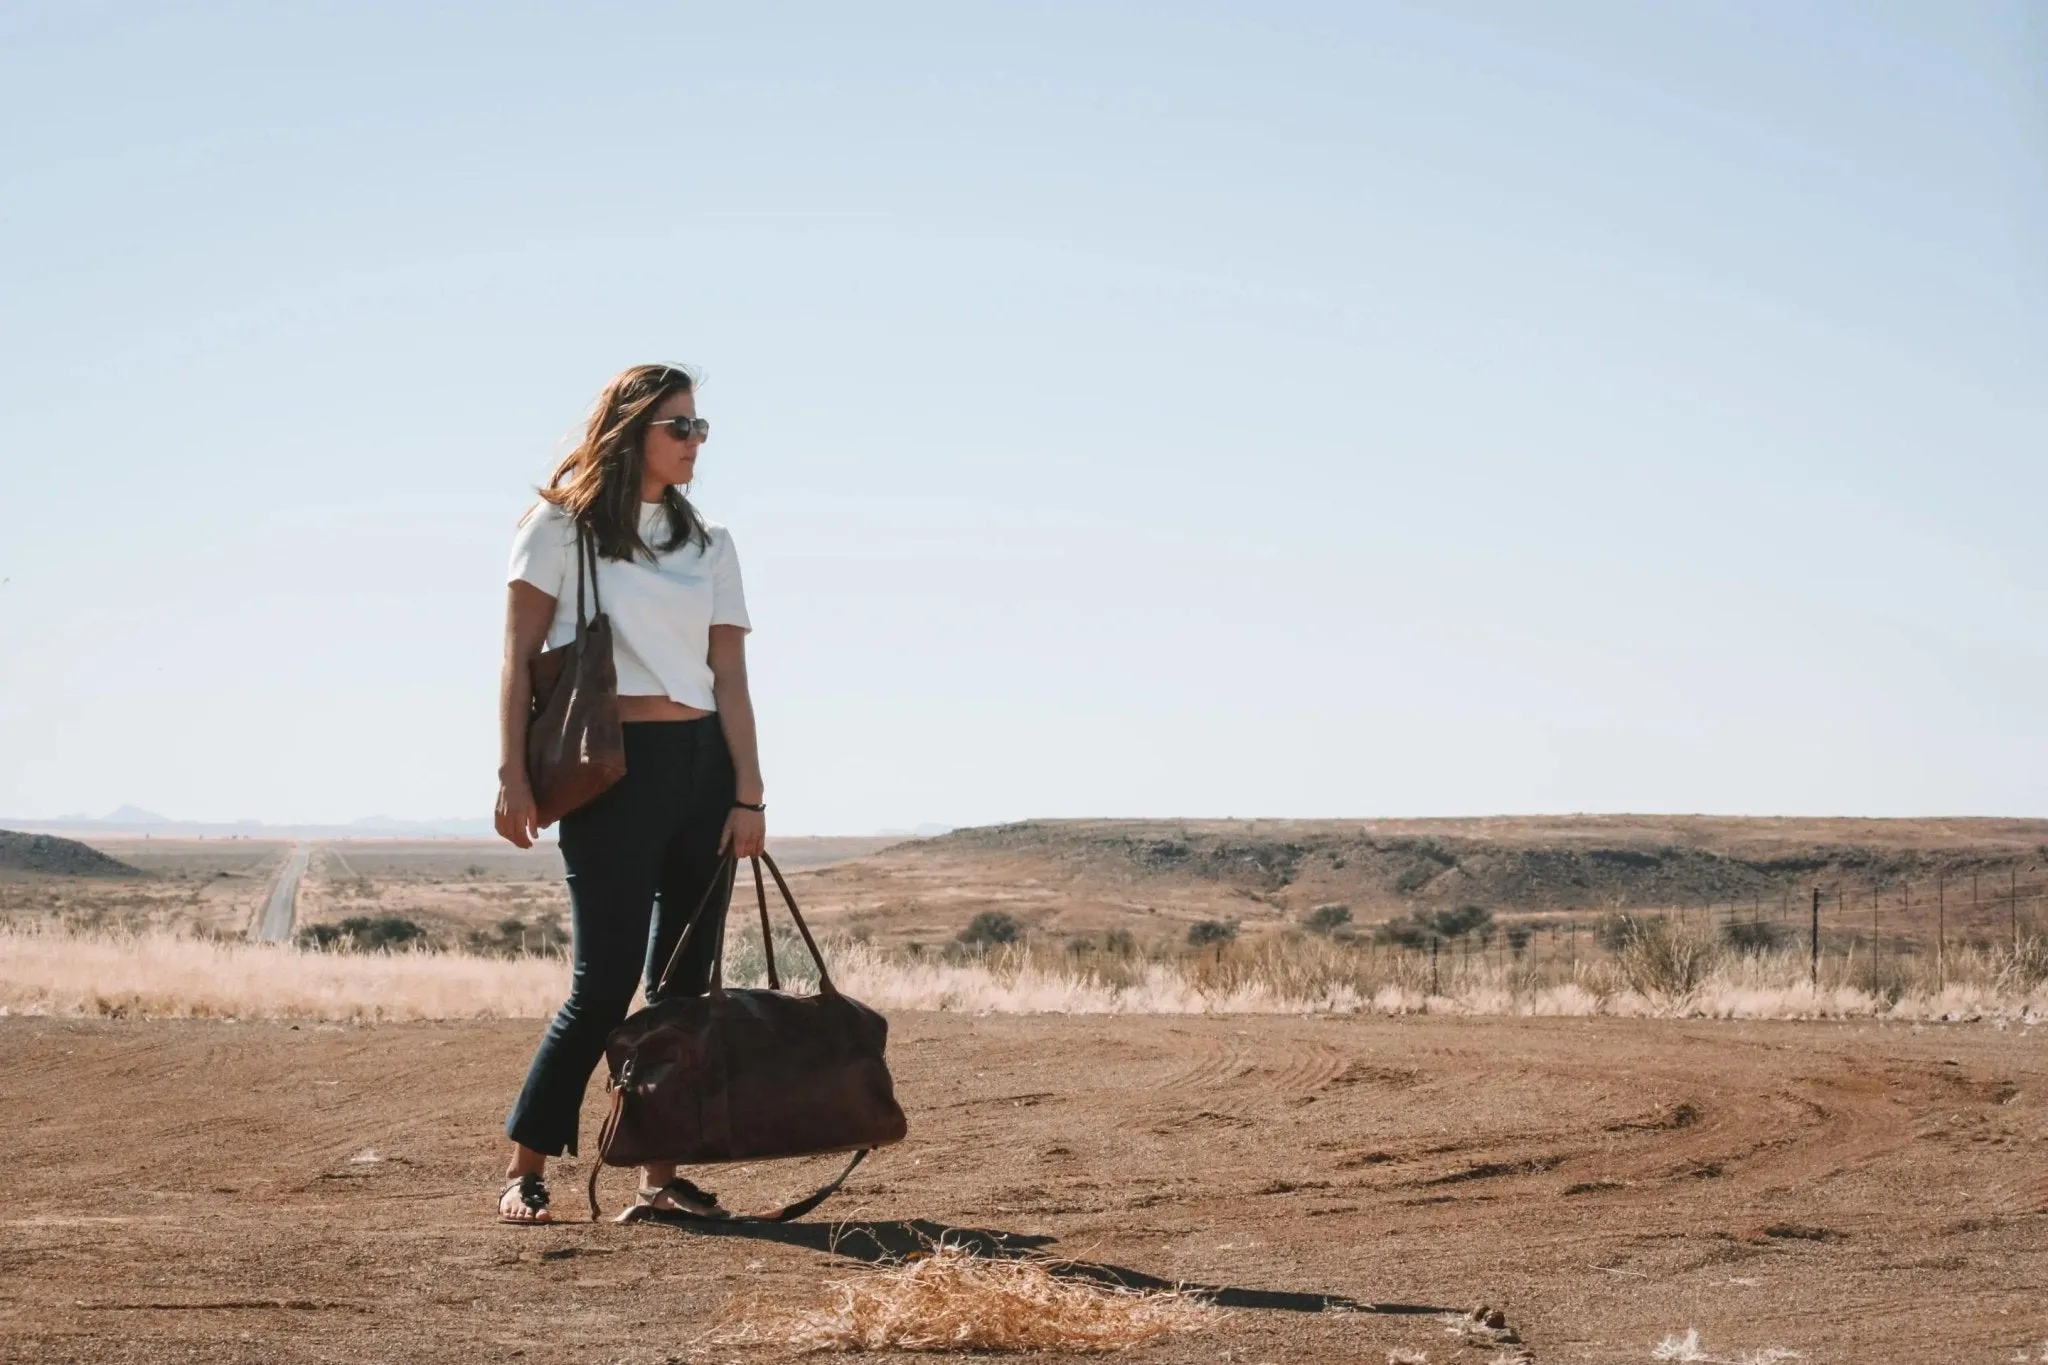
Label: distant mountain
xmin=0 ymin=811 xmax=497 ymax=839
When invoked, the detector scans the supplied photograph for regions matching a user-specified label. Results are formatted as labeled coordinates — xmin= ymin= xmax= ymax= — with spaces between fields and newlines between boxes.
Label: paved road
xmin=256 ymin=844 xmax=312 ymax=942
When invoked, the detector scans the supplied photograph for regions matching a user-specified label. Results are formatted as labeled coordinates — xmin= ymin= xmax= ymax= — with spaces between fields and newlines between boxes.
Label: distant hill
xmin=0 ymin=830 xmax=145 ymax=878
xmin=791 ymin=815 xmax=2048 ymax=943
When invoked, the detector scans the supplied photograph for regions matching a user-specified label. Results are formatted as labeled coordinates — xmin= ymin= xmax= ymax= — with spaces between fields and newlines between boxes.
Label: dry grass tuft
xmin=1652 ymin=1328 xmax=1802 ymax=1363
xmin=713 ymin=1243 xmax=1217 ymax=1354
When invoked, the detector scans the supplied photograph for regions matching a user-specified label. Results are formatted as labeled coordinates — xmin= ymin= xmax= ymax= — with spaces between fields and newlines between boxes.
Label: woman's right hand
xmin=496 ymin=775 xmax=540 ymax=849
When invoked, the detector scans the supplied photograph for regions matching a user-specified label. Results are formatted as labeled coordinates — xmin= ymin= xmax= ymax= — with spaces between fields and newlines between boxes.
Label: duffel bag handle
xmin=655 ymin=851 xmax=837 ymax=998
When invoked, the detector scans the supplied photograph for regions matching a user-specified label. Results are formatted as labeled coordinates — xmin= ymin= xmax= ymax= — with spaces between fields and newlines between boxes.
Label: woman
xmin=493 ymin=363 xmax=766 ymax=1225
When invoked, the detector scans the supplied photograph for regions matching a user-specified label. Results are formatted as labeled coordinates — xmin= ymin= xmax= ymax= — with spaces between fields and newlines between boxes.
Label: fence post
xmin=2013 ymin=868 xmax=2021 ymax=954
xmin=1810 ymin=887 xmax=1820 ymax=987
xmin=1430 ymin=935 xmax=1440 ymax=998
xmin=1937 ymin=873 xmax=1945 ymax=992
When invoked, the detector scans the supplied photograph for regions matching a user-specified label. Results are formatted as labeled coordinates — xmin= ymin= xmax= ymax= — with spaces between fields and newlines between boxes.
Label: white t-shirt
xmin=508 ymin=500 xmax=751 ymax=710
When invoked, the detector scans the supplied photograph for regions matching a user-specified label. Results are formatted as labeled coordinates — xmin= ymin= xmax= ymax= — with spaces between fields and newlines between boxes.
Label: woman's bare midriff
xmin=617 ymin=695 xmax=712 ymax=723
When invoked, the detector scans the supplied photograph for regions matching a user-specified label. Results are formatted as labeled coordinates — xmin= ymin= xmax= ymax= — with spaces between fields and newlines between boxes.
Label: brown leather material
xmin=525 ymin=527 xmax=626 ymax=828
xmin=587 ymin=852 xmax=908 ymax=1220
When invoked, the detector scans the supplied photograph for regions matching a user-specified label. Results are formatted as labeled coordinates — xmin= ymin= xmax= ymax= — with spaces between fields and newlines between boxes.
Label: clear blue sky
xmin=2 ymin=2 xmax=2043 ymax=832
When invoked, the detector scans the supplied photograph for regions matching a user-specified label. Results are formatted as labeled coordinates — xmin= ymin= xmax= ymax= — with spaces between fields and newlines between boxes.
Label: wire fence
xmin=1386 ymin=867 xmax=2048 ymax=997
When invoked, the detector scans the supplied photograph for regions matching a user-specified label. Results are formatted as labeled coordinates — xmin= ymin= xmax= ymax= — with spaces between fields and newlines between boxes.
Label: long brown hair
xmin=537 ymin=363 xmax=707 ymax=561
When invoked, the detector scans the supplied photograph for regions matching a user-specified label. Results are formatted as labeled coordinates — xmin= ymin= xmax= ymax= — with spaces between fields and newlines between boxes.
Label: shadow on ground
xmin=638 ymin=1213 xmax=1455 ymax=1316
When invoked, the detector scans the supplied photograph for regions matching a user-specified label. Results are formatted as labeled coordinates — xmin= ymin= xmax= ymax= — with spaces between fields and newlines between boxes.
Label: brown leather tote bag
xmin=525 ymin=527 xmax=626 ymax=828
xmin=587 ymin=853 xmax=909 ymax=1221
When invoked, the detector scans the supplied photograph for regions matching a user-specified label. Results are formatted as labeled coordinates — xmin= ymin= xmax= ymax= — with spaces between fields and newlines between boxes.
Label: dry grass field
xmin=2 ymin=1013 xmax=2044 ymax=1363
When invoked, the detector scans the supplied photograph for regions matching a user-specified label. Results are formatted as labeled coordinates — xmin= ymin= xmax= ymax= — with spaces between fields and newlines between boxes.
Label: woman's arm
xmin=495 ymin=580 xmax=558 ymax=848
xmin=708 ymin=623 xmax=766 ymax=858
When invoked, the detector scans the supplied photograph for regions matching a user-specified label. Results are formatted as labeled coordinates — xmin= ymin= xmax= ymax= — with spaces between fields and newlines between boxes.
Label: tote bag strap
xmin=570 ymin=523 xmax=604 ymax=628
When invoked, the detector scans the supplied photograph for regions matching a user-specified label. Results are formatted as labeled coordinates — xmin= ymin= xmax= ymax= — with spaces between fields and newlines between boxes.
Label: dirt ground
xmin=3 ymin=1014 xmax=2043 ymax=1363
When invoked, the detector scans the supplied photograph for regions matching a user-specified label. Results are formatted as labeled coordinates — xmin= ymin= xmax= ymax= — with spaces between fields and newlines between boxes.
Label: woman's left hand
xmin=721 ymin=806 xmax=766 ymax=859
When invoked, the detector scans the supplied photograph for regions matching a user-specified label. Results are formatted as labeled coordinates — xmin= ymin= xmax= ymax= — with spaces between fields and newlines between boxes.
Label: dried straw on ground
xmin=713 ymin=1244 xmax=1218 ymax=1353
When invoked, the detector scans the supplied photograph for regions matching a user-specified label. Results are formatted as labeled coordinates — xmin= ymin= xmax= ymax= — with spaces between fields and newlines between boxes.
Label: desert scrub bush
xmin=1374 ymin=903 xmax=1493 ymax=948
xmin=958 ymin=910 xmax=1023 ymax=949
xmin=1844 ymin=944 xmax=1915 ymax=1004
xmin=1187 ymin=918 xmax=1239 ymax=947
xmin=1597 ymin=910 xmax=1659 ymax=953
xmin=297 ymin=915 xmax=428 ymax=952
xmin=1391 ymin=864 xmax=1436 ymax=894
xmin=464 ymin=914 xmax=568 ymax=958
xmin=723 ymin=925 xmax=822 ymax=991
xmin=1607 ymin=913 xmax=1721 ymax=997
xmin=1995 ymin=934 xmax=2048 ymax=993
xmin=1304 ymin=904 xmax=1352 ymax=935
xmin=1722 ymin=918 xmax=1791 ymax=953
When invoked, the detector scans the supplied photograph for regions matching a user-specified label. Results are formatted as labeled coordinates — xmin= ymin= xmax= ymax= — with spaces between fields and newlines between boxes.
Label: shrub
xmin=1373 ymin=915 xmax=1428 ymax=948
xmin=1187 ymin=919 xmax=1239 ymax=947
xmin=1427 ymin=904 xmax=1493 ymax=940
xmin=1506 ymin=923 xmax=1533 ymax=954
xmin=298 ymin=915 xmax=427 ymax=952
xmin=1609 ymin=914 xmax=1720 ymax=997
xmin=1596 ymin=910 xmax=1659 ymax=954
xmin=464 ymin=915 xmax=568 ymax=958
xmin=1392 ymin=865 xmax=1435 ymax=894
xmin=959 ymin=911 xmax=1022 ymax=948
xmin=1722 ymin=919 xmax=1790 ymax=952
xmin=1304 ymin=904 xmax=1352 ymax=935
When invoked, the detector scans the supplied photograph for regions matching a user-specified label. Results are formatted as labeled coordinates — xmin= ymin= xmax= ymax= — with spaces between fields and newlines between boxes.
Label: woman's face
xmin=639 ymin=390 xmax=702 ymax=490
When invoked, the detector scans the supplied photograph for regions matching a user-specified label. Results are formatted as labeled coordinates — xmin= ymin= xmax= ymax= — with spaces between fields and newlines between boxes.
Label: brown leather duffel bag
xmin=587 ymin=852 xmax=908 ymax=1221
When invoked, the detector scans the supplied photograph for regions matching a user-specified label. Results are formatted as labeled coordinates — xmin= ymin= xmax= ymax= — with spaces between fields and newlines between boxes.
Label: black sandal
xmin=500 ymin=1173 xmax=553 ymax=1224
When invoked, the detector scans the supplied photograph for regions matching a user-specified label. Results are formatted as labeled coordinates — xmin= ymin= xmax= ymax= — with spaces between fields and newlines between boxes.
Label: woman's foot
xmin=500 ymin=1172 xmax=553 ymax=1224
xmin=619 ymin=1176 xmax=726 ymax=1223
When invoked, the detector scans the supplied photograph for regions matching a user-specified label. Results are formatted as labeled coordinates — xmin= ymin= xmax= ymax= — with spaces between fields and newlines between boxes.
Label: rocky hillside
xmin=0 ymin=830 xmax=145 ymax=878
xmin=791 ymin=816 xmax=2048 ymax=943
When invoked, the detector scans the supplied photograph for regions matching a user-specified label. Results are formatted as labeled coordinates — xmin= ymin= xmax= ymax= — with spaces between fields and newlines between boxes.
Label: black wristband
xmin=732 ymin=800 xmax=766 ymax=813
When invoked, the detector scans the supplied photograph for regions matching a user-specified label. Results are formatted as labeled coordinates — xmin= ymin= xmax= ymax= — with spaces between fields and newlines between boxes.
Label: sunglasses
xmin=650 ymin=415 xmax=710 ymax=442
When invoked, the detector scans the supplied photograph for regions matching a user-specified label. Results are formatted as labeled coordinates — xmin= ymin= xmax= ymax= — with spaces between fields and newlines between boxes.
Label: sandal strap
xmin=630 ymin=1177 xmax=724 ymax=1214
xmin=504 ymin=1174 xmax=550 ymax=1211
xmin=664 ymin=1178 xmax=721 ymax=1207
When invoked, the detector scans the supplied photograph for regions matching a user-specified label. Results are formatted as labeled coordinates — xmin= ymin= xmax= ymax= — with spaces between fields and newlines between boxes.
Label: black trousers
xmin=505 ymin=718 xmax=736 ymax=1157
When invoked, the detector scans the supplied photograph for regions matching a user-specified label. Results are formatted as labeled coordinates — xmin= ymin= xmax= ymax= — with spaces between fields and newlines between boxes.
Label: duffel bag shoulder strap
xmin=601 ymin=1147 xmax=870 ymax=1225
xmin=653 ymin=851 xmax=835 ymax=998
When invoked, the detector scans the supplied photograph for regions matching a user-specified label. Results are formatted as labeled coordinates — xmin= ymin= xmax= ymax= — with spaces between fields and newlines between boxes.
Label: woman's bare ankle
xmin=507 ymin=1142 xmax=548 ymax=1181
